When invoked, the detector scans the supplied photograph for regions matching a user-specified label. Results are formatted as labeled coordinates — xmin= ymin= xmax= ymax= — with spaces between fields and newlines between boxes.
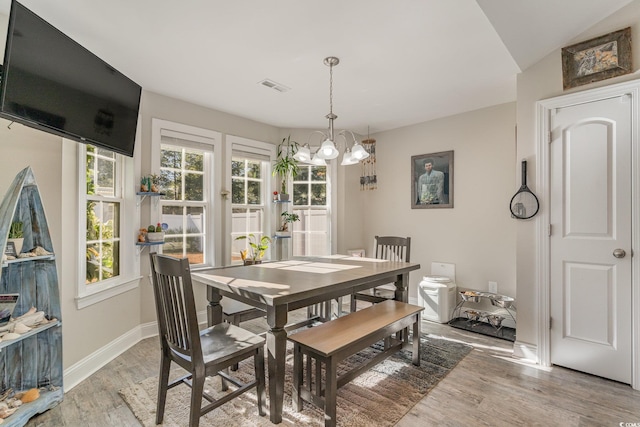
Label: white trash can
xmin=418 ymin=275 xmax=457 ymax=323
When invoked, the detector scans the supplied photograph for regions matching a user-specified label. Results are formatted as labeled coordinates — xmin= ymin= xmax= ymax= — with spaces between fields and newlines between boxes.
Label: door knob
xmin=613 ymin=249 xmax=626 ymax=258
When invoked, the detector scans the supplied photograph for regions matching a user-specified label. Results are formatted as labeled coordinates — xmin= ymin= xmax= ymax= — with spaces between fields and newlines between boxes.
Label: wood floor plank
xmin=25 ymin=306 xmax=640 ymax=426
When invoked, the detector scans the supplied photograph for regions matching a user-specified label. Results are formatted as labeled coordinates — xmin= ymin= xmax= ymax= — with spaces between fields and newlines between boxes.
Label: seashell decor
xmin=0 ymin=306 xmax=54 ymax=342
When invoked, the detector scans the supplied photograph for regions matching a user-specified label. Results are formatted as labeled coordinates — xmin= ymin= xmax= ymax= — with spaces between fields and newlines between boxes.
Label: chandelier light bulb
xmin=341 ymin=148 xmax=358 ymax=165
xmin=317 ymin=138 xmax=339 ymax=159
xmin=351 ymin=143 xmax=370 ymax=161
xmin=310 ymin=151 xmax=327 ymax=166
xmin=293 ymin=144 xmax=311 ymax=162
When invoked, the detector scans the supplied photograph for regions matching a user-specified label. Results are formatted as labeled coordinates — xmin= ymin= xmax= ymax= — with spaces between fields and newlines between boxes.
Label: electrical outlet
xmin=488 ymin=281 xmax=498 ymax=294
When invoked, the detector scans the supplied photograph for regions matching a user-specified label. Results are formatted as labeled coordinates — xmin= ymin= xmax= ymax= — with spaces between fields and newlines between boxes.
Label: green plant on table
xmin=235 ymin=233 xmax=271 ymax=261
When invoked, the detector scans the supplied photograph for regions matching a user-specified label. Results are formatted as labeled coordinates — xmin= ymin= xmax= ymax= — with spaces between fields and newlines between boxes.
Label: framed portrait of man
xmin=411 ymin=151 xmax=454 ymax=209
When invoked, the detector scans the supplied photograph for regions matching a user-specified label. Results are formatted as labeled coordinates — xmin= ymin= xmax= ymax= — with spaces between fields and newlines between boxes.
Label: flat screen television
xmin=0 ymin=1 xmax=141 ymax=157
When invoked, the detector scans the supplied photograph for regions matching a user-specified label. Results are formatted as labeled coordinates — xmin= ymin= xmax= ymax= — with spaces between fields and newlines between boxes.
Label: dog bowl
xmin=490 ymin=295 xmax=514 ymax=309
xmin=460 ymin=291 xmax=481 ymax=303
xmin=486 ymin=314 xmax=505 ymax=327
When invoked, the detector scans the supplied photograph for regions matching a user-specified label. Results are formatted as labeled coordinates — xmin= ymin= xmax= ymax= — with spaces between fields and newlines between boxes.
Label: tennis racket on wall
xmin=510 ymin=160 xmax=539 ymax=219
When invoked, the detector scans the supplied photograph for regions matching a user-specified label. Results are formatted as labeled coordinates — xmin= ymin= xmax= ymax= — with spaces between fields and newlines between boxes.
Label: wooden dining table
xmin=192 ymin=255 xmax=420 ymax=424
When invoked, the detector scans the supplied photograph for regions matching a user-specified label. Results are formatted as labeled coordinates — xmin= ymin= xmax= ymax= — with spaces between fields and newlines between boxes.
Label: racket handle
xmin=521 ymin=160 xmax=527 ymax=185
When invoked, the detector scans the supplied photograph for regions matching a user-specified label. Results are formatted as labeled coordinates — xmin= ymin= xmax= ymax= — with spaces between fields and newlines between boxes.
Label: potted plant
xmin=8 ymin=221 xmax=24 ymax=254
xmin=235 ymin=233 xmax=271 ymax=265
xmin=272 ymin=136 xmax=300 ymax=201
xmin=276 ymin=211 xmax=300 ymax=236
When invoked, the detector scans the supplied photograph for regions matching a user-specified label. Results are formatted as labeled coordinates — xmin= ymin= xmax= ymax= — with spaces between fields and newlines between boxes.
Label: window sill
xmin=75 ymin=276 xmax=140 ymax=309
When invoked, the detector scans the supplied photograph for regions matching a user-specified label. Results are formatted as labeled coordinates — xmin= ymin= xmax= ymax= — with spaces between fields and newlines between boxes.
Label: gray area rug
xmin=119 ymin=334 xmax=471 ymax=426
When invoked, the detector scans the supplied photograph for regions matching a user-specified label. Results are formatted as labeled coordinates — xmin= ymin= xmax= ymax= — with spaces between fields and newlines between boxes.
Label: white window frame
xmin=225 ymin=135 xmax=276 ymax=266
xmin=152 ymin=119 xmax=222 ymax=268
xmin=76 ymin=143 xmax=138 ymax=309
xmin=292 ymin=160 xmax=332 ymax=256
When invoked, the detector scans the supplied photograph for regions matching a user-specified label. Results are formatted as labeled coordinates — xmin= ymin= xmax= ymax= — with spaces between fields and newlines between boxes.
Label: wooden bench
xmin=288 ymin=299 xmax=423 ymax=427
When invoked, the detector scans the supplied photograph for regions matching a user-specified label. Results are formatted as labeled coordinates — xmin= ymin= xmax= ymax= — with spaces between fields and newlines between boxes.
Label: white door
xmin=550 ymin=95 xmax=632 ymax=383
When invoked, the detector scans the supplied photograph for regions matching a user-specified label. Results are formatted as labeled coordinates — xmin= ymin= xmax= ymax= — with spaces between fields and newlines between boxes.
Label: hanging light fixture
xmin=293 ymin=56 xmax=369 ymax=166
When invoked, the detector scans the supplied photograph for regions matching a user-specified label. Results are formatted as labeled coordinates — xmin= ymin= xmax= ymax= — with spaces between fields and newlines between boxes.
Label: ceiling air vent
xmin=259 ymin=79 xmax=290 ymax=93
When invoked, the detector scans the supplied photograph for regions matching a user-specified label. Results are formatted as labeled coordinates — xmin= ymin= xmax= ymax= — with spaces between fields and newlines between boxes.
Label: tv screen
xmin=0 ymin=1 xmax=141 ymax=157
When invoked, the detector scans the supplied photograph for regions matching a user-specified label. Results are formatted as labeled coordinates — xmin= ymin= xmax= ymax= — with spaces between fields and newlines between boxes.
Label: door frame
xmin=536 ymin=79 xmax=640 ymax=389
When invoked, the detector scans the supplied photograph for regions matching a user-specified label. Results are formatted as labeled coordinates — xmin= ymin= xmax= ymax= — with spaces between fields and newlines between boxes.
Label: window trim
xmin=152 ymin=119 xmax=222 ymax=267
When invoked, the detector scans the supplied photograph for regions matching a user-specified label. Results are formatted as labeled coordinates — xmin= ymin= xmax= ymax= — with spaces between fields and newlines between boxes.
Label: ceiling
xmin=0 ymin=0 xmax=633 ymax=135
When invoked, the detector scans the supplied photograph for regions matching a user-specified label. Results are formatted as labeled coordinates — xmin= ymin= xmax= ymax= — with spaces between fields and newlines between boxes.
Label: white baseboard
xmin=63 ymin=326 xmax=144 ymax=391
xmin=63 ymin=309 xmax=208 ymax=392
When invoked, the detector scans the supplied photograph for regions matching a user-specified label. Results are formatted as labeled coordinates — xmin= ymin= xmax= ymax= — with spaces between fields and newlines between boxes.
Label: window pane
xmin=184 ymin=172 xmax=203 ymax=201
xmin=186 ymin=236 xmax=203 ymax=264
xmin=185 ymin=151 xmax=204 ymax=171
xmin=97 ymin=148 xmax=115 ymax=159
xmin=186 ymin=206 xmax=204 ymax=234
xmin=162 ymin=236 xmax=183 ymax=258
xmin=86 ymin=201 xmax=99 ymax=240
xmin=86 ymin=243 xmax=100 ymax=283
xmin=311 ymin=166 xmax=326 ymax=181
xmin=96 ymin=158 xmax=115 ymax=197
xmin=161 ymin=170 xmax=182 ymax=200
xmin=101 ymin=202 xmax=120 ymax=239
xmin=247 ymin=160 xmax=261 ymax=179
xmin=247 ymin=181 xmax=261 ymax=205
xmin=161 ymin=148 xmax=182 ymax=169
xmin=231 ymin=159 xmax=244 ymax=177
xmin=101 ymin=240 xmax=120 ymax=279
xmin=311 ymin=184 xmax=326 ymax=205
xmin=162 ymin=205 xmax=183 ymax=235
xmin=86 ymin=155 xmax=96 ymax=196
xmin=232 ymin=179 xmax=244 ymax=204
xmin=295 ymin=167 xmax=309 ymax=181
xmin=293 ymin=183 xmax=308 ymax=206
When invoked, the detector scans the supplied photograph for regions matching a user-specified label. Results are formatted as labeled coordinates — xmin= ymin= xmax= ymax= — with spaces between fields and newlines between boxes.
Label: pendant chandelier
xmin=293 ymin=56 xmax=370 ymax=166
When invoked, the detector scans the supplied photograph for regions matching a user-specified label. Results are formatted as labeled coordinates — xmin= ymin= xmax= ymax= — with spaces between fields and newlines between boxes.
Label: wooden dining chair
xmin=350 ymin=236 xmax=411 ymax=312
xmin=149 ymin=253 xmax=267 ymax=427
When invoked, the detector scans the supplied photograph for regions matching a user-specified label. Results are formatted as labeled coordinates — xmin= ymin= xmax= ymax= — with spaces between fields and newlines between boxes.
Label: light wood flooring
xmin=26 ymin=308 xmax=640 ymax=427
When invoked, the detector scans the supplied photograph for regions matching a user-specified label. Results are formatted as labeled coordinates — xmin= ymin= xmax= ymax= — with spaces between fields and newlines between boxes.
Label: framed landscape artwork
xmin=561 ymin=27 xmax=632 ymax=90
xmin=411 ymin=151 xmax=454 ymax=209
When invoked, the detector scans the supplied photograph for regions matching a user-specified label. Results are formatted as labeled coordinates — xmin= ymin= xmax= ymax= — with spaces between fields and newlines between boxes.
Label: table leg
xmin=266 ymin=305 xmax=288 ymax=424
xmin=206 ymin=286 xmax=223 ymax=326
xmin=395 ymin=272 xmax=410 ymax=343
xmin=394 ymin=272 xmax=409 ymax=303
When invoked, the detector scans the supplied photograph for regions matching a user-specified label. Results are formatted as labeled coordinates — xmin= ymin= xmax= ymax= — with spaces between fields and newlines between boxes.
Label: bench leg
xmin=412 ymin=313 xmax=421 ymax=366
xmin=292 ymin=344 xmax=303 ymax=412
xmin=324 ymin=357 xmax=338 ymax=427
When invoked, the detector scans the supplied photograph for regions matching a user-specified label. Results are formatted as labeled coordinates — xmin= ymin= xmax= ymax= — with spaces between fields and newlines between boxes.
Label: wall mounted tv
xmin=0 ymin=1 xmax=141 ymax=157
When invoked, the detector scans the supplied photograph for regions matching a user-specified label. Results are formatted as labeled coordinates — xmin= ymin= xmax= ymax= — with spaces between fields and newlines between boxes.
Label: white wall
xmin=515 ymin=0 xmax=640 ymax=349
xmin=355 ymin=103 xmax=517 ymax=300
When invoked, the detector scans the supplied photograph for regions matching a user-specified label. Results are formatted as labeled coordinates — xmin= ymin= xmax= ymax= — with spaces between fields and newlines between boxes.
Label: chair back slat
xmin=374 ymin=236 xmax=411 ymax=262
xmin=149 ymin=253 xmax=203 ymax=363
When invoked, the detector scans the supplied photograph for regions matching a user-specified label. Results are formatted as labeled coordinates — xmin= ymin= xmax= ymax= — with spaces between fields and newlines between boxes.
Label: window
xmin=225 ymin=135 xmax=275 ymax=265
xmin=77 ymin=141 xmax=137 ymax=309
xmin=159 ymin=143 xmax=209 ymax=265
xmin=292 ymin=164 xmax=330 ymax=256
xmin=85 ymin=145 xmax=121 ymax=283
xmin=151 ymin=119 xmax=221 ymax=268
xmin=230 ymin=157 xmax=268 ymax=263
